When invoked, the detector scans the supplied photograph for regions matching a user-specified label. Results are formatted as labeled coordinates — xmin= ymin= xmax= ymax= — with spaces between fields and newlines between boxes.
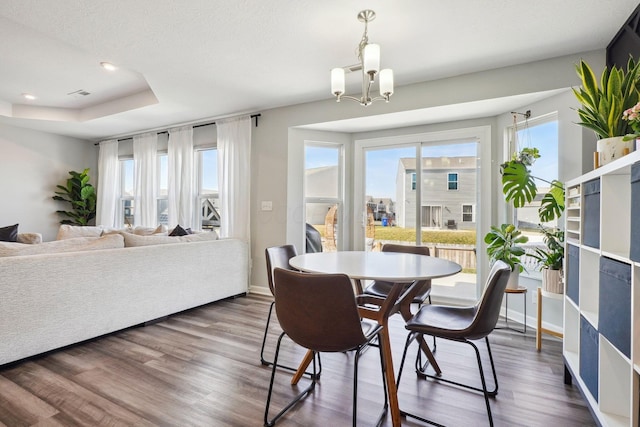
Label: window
xmin=305 ymin=143 xmax=343 ymax=252
xmin=421 ymin=205 xmax=442 ymax=228
xmin=462 ymin=204 xmax=475 ymax=222
xmin=511 ymin=116 xmax=559 ymax=241
xmin=119 ymin=158 xmax=135 ymax=227
xmin=197 ymin=148 xmax=220 ymax=231
xmin=447 ymin=172 xmax=458 ymax=190
xmin=411 ymin=173 xmax=417 ymax=190
xmin=157 ymin=154 xmax=168 ymax=225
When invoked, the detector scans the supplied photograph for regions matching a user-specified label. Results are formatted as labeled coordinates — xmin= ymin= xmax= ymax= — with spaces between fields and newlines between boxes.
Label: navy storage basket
xmin=599 ymin=257 xmax=631 ymax=358
xmin=566 ymin=244 xmax=580 ymax=305
xmin=580 ymin=315 xmax=599 ymax=401
xmin=582 ymin=178 xmax=600 ymax=249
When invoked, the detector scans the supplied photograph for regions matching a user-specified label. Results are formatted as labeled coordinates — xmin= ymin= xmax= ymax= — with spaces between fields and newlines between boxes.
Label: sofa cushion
xmin=0 ymin=224 xmax=18 ymax=242
xmin=16 ymin=233 xmax=43 ymax=244
xmin=133 ymin=225 xmax=167 ymax=235
xmin=56 ymin=224 xmax=103 ymax=240
xmin=122 ymin=231 xmax=218 ymax=247
xmin=0 ymin=234 xmax=124 ymax=257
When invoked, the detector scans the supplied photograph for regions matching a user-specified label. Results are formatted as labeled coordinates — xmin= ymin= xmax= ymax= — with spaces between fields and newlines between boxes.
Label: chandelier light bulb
xmin=379 ymin=69 xmax=394 ymax=98
xmin=331 ymin=68 xmax=345 ymax=96
xmin=363 ymin=44 xmax=380 ymax=77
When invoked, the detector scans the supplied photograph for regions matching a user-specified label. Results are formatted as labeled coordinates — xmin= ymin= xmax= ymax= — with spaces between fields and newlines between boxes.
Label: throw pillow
xmin=169 ymin=224 xmax=189 ymax=236
xmin=56 ymin=224 xmax=103 ymax=240
xmin=0 ymin=224 xmax=18 ymax=242
xmin=16 ymin=233 xmax=42 ymax=244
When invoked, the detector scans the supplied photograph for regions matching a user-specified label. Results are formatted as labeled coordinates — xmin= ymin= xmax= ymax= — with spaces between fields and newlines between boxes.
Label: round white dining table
xmin=288 ymin=250 xmax=462 ymax=427
xmin=289 ymin=250 xmax=462 ymax=282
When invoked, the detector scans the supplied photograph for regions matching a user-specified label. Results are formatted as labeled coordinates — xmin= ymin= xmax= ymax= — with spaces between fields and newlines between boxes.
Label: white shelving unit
xmin=566 ymin=184 xmax=581 ymax=244
xmin=564 ymin=149 xmax=640 ymax=427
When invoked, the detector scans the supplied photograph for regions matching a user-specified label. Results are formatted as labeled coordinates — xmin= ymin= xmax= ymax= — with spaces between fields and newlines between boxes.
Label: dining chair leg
xmin=376 ymin=334 xmax=389 ymax=423
xmin=353 ymin=336 xmax=388 ymax=427
xmin=471 ymin=338 xmax=495 ymax=427
xmin=260 ymin=301 xmax=275 ymax=365
xmin=395 ymin=333 xmax=446 ymax=427
xmin=264 ymin=332 xmax=317 ymax=427
xmin=261 ymin=302 xmax=321 ymax=380
xmin=414 ymin=337 xmax=498 ymax=396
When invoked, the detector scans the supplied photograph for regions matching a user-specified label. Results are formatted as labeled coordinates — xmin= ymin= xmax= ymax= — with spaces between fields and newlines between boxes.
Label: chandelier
xmin=331 ymin=10 xmax=394 ymax=106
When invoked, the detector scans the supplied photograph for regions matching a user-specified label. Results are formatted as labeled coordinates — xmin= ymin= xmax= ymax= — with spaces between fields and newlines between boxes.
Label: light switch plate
xmin=261 ymin=201 xmax=273 ymax=211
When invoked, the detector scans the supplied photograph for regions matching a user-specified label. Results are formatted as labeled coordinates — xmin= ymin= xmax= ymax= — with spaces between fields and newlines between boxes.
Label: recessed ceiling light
xmin=22 ymin=93 xmax=36 ymax=100
xmin=100 ymin=61 xmax=117 ymax=71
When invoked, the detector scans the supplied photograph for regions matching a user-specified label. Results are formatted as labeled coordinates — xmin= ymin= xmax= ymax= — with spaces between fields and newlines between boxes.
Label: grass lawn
xmin=313 ymin=225 xmax=476 ymax=245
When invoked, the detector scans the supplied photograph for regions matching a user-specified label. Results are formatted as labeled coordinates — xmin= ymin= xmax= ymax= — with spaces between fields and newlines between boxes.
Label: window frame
xmin=303 ymin=141 xmax=345 ymax=252
xmin=462 ymin=203 xmax=476 ymax=222
xmin=195 ymin=146 xmax=220 ymax=232
xmin=118 ymin=157 xmax=135 ymax=227
xmin=447 ymin=172 xmax=459 ymax=191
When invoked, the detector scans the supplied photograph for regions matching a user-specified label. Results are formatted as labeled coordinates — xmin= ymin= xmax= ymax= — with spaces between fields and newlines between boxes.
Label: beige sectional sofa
xmin=0 ymin=230 xmax=249 ymax=365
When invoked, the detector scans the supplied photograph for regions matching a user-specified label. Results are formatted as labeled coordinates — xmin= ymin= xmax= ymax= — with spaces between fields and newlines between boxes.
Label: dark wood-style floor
xmin=0 ymin=294 xmax=594 ymax=427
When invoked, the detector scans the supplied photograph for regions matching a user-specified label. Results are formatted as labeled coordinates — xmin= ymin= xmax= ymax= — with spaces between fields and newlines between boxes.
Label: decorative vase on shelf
xmin=542 ymin=269 xmax=563 ymax=294
xmin=597 ymin=136 xmax=634 ymax=165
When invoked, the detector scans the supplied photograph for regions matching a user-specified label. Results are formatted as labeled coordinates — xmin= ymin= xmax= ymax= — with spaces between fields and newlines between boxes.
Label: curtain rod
xmin=93 ymin=113 xmax=261 ymax=145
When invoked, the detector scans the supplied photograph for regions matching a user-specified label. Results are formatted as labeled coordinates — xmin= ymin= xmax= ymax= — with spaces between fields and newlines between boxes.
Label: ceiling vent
xmin=67 ymin=89 xmax=91 ymax=98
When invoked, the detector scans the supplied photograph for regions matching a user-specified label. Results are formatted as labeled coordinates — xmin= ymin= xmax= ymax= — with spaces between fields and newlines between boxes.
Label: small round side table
xmin=502 ymin=286 xmax=527 ymax=333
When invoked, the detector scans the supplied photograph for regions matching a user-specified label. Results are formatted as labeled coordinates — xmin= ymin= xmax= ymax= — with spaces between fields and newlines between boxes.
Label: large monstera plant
xmin=499 ymin=147 xmax=565 ymax=282
xmin=500 ymin=147 xmax=565 ymax=222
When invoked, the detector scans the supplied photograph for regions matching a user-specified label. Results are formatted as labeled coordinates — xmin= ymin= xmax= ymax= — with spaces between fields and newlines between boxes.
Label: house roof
xmin=0 ymin=1 xmax=638 ymax=140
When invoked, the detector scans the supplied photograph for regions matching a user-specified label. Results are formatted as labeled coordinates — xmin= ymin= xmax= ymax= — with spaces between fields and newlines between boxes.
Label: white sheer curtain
xmin=217 ymin=116 xmax=251 ymax=241
xmin=168 ymin=126 xmax=194 ymax=228
xmin=96 ymin=139 xmax=119 ymax=227
xmin=133 ymin=132 xmax=158 ymax=227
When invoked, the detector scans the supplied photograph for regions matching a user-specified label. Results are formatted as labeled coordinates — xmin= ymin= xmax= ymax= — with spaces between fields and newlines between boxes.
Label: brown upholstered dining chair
xmin=264 ymin=268 xmax=388 ymax=427
xmin=361 ymin=243 xmax=432 ymax=306
xmin=262 ymin=245 xmax=321 ymax=377
xmin=396 ymin=260 xmax=511 ymax=427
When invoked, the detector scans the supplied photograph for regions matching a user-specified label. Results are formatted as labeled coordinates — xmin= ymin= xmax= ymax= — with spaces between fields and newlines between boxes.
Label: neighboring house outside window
xmin=119 ymin=158 xmax=135 ymax=227
xmin=462 ymin=204 xmax=475 ymax=222
xmin=196 ymin=148 xmax=220 ymax=232
xmin=411 ymin=173 xmax=416 ymax=190
xmin=157 ymin=154 xmax=168 ymax=225
xmin=396 ymin=157 xmax=476 ymax=230
xmin=447 ymin=172 xmax=458 ymax=190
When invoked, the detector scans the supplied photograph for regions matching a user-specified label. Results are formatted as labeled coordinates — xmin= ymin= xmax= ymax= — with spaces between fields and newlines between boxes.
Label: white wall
xmin=0 ymin=123 xmax=96 ymax=241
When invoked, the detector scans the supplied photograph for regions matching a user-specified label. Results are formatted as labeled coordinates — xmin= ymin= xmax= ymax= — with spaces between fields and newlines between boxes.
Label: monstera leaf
xmin=538 ymin=180 xmax=565 ymax=222
xmin=501 ymin=161 xmax=537 ymax=208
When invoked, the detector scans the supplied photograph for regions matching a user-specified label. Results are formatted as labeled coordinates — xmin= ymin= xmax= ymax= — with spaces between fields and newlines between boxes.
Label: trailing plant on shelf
xmin=572 ymin=57 xmax=640 ymax=140
xmin=52 ymin=168 xmax=97 ymax=226
xmin=484 ymin=223 xmax=528 ymax=273
xmin=529 ymin=226 xmax=565 ymax=271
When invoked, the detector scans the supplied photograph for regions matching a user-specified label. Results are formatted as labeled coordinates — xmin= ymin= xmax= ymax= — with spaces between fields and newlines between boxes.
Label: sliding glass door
xmin=359 ymin=136 xmax=479 ymax=301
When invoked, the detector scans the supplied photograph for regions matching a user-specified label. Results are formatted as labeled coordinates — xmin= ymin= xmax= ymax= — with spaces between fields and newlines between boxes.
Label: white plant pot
xmin=542 ymin=269 xmax=564 ymax=294
xmin=597 ymin=136 xmax=634 ymax=166
xmin=506 ymin=267 xmax=520 ymax=290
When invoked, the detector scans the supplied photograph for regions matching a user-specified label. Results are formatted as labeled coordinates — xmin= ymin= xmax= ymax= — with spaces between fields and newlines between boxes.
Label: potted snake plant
xmin=573 ymin=57 xmax=640 ymax=165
